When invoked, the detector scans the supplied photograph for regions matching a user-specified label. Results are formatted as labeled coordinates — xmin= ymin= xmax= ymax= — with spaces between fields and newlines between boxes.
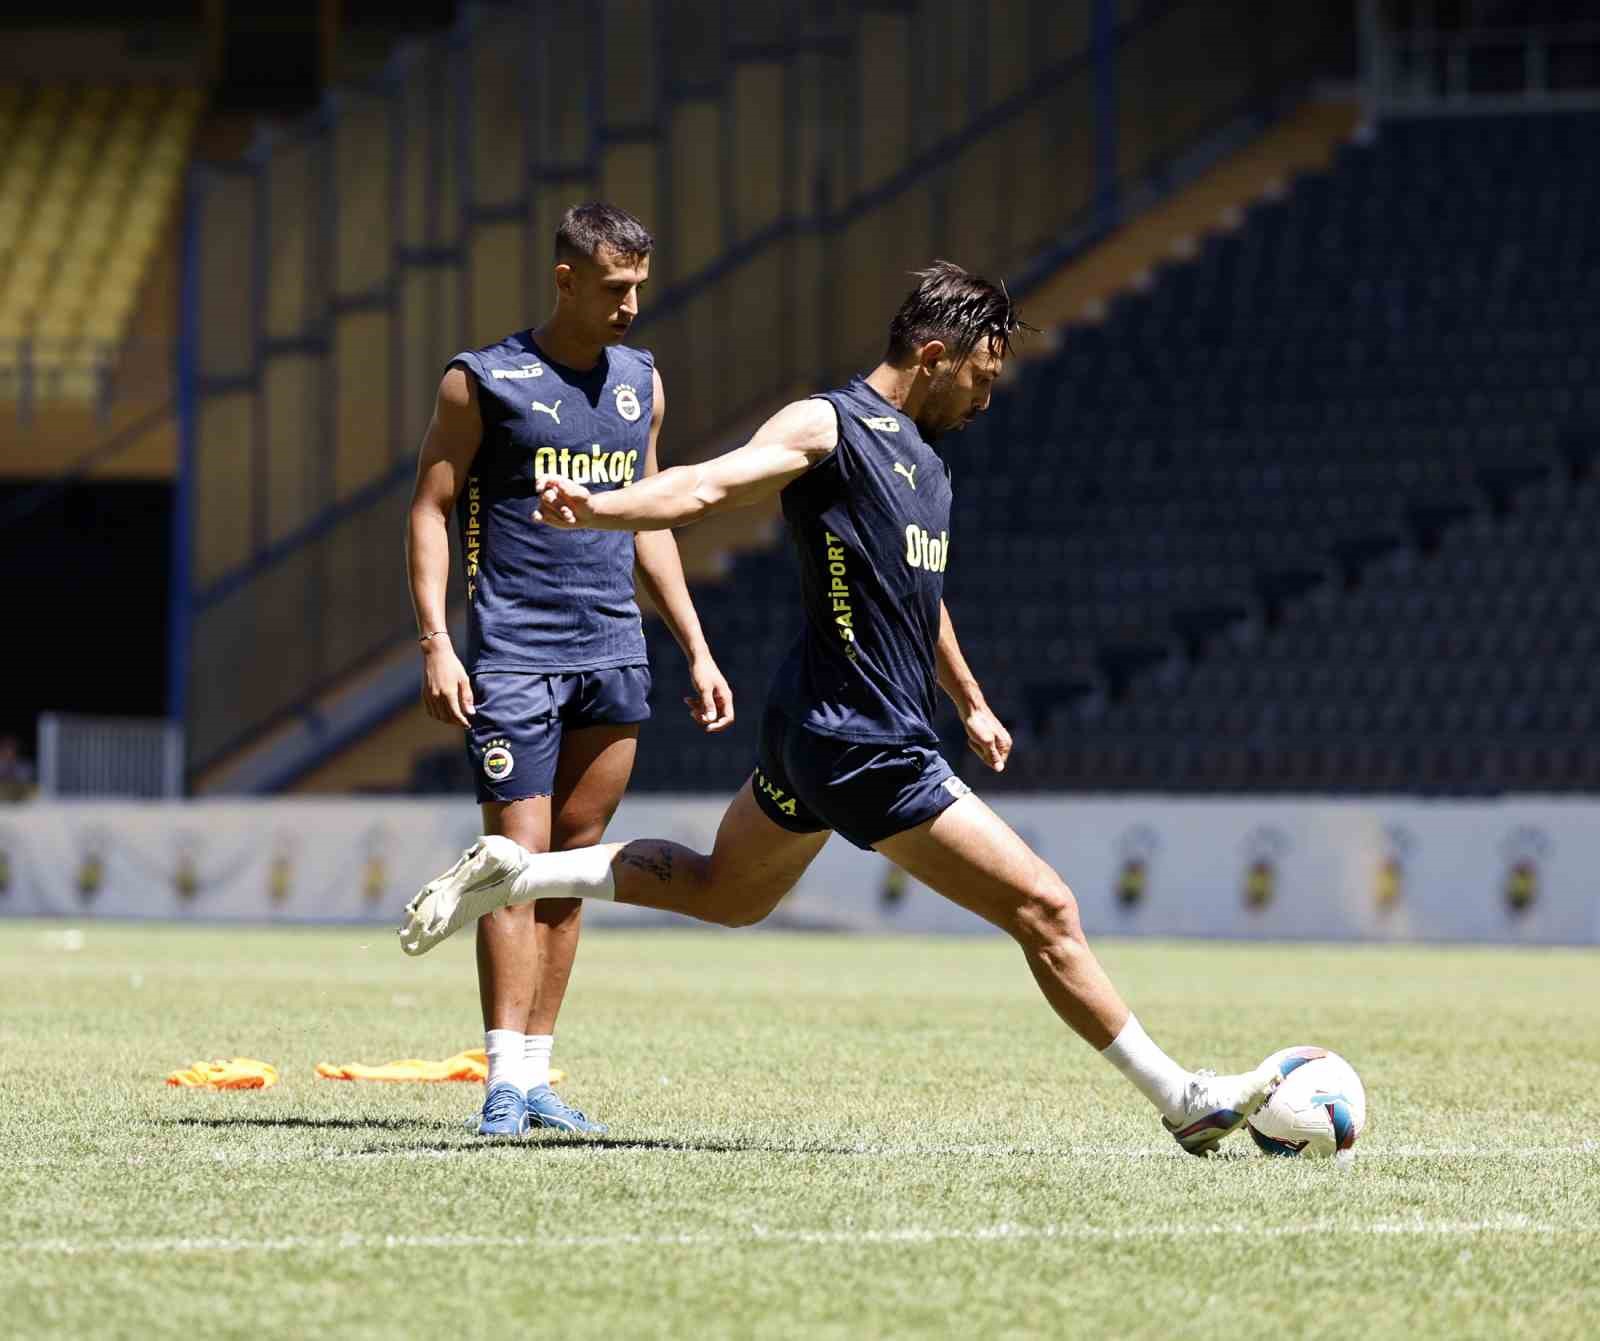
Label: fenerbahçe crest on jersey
xmin=771 ymin=376 xmax=952 ymax=745
xmin=449 ymin=333 xmax=653 ymax=673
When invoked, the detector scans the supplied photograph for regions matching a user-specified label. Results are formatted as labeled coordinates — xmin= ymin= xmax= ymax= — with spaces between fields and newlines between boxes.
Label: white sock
xmin=524 ymin=1034 xmax=554 ymax=1090
xmin=1100 ymin=1014 xmax=1191 ymax=1123
xmin=485 ymin=1028 xmax=527 ymax=1093
xmin=505 ymin=842 xmax=620 ymax=905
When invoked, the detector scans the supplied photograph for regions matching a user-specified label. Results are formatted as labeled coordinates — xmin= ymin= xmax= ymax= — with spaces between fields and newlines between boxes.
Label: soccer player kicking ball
xmin=402 ymin=261 xmax=1278 ymax=1154
xmin=406 ymin=203 xmax=733 ymax=1137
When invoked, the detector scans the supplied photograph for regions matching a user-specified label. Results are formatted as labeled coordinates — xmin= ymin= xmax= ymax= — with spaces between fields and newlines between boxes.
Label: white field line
xmin=14 ymin=1216 xmax=1600 ymax=1260
xmin=11 ymin=1140 xmax=1600 ymax=1170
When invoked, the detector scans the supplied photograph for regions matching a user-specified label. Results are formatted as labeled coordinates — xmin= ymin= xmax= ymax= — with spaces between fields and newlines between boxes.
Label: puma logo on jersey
xmin=892 ymin=462 xmax=917 ymax=489
xmin=859 ymin=415 xmax=900 ymax=433
xmin=530 ymin=399 xmax=561 ymax=424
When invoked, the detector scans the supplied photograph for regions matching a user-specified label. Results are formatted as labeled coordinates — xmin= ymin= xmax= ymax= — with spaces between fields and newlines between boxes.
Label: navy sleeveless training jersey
xmin=450 ymin=332 xmax=653 ymax=673
xmin=770 ymin=376 xmax=952 ymax=744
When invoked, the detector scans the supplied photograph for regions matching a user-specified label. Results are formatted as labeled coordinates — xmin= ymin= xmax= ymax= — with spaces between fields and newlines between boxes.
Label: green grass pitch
xmin=2 ymin=920 xmax=1598 ymax=1339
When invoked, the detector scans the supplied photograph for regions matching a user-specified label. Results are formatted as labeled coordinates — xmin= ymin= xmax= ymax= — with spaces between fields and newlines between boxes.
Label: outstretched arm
xmin=632 ymin=369 xmax=735 ymax=732
xmin=937 ymin=600 xmax=1012 ymax=772
xmin=534 ymin=396 xmax=838 ymax=532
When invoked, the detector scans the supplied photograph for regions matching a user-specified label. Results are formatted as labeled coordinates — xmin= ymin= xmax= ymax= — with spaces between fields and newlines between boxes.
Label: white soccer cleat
xmin=1162 ymin=1061 xmax=1282 ymax=1157
xmin=397 ymin=835 xmax=526 ymax=956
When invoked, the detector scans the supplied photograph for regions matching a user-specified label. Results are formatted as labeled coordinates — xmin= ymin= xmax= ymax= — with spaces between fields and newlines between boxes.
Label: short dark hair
xmin=555 ymin=202 xmax=654 ymax=266
xmin=884 ymin=260 xmax=1030 ymax=367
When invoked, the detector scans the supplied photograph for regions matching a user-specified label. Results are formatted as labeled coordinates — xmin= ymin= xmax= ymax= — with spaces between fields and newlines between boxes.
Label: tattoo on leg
xmin=618 ymin=843 xmax=674 ymax=883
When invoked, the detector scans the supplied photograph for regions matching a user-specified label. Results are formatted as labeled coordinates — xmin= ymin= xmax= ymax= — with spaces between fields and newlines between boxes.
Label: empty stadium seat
xmin=0 ymin=82 xmax=202 ymax=405
xmin=624 ymin=111 xmax=1600 ymax=795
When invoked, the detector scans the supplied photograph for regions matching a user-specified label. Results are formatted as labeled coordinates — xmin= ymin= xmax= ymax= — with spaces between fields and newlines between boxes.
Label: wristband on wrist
xmin=418 ymin=630 xmax=450 ymax=644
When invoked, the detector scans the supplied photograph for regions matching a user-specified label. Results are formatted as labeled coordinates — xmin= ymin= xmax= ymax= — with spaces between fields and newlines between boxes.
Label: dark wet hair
xmin=884 ymin=259 xmax=1031 ymax=368
xmin=555 ymin=202 xmax=654 ymax=265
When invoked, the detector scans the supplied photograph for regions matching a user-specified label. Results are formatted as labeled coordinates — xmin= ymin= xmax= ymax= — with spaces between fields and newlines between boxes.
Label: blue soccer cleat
xmin=525 ymin=1084 xmax=607 ymax=1135
xmin=1162 ymin=1062 xmax=1281 ymax=1157
xmin=476 ymin=1081 xmax=531 ymax=1137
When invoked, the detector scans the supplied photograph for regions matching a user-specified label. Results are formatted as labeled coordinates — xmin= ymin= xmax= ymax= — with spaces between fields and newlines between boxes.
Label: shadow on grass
xmin=343 ymin=1137 xmax=766 ymax=1157
xmin=162 ymin=1116 xmax=459 ymax=1133
xmin=159 ymin=1117 xmax=770 ymax=1152
xmin=156 ymin=1119 xmax=1212 ymax=1161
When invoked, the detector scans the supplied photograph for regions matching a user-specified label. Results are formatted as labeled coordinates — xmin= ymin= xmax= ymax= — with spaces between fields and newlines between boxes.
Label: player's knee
xmin=1011 ymin=873 xmax=1084 ymax=951
xmin=705 ymin=868 xmax=791 ymax=928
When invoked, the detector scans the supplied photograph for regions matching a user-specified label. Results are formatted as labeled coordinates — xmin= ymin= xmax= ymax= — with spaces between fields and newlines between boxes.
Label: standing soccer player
xmin=403 ymin=261 xmax=1279 ymax=1154
xmin=405 ymin=203 xmax=733 ymax=1136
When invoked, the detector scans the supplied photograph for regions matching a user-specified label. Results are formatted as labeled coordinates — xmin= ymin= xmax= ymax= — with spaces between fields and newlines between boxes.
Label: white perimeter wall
xmin=0 ymin=794 xmax=1596 ymax=943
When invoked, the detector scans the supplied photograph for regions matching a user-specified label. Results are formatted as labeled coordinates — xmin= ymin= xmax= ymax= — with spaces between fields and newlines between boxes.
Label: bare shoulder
xmin=754 ymin=396 xmax=839 ymax=462
xmin=425 ymin=363 xmax=482 ymax=458
xmin=651 ymin=365 xmax=665 ymax=424
xmin=438 ymin=364 xmax=476 ymax=411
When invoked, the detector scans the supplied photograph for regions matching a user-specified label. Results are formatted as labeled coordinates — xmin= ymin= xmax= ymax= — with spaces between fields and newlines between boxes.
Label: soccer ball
xmin=1246 ymin=1046 xmax=1367 ymax=1158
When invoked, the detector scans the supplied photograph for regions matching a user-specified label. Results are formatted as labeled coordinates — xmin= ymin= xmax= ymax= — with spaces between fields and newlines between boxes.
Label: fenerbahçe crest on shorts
xmin=481 ymin=737 xmax=515 ymax=783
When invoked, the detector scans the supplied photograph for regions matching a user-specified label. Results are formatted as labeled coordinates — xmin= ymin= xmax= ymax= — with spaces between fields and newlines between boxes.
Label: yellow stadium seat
xmin=145 ymin=163 xmax=183 ymax=193
xmin=36 ymin=311 xmax=84 ymax=342
xmin=76 ymin=220 xmax=118 ymax=249
xmin=0 ymin=83 xmax=194 ymax=384
xmin=8 ymin=241 xmax=55 ymax=271
xmin=34 ymin=187 xmax=80 ymax=216
xmin=24 ymin=213 xmax=71 ymax=244
xmin=30 ymin=343 xmax=74 ymax=371
xmin=48 ymin=266 xmax=98 ymax=298
xmin=80 ymin=175 xmax=128 ymax=203
xmin=6 ymin=286 xmax=49 ymax=317
xmin=91 ymin=292 xmax=133 ymax=325
xmin=82 ymin=307 xmax=122 ymax=341
xmin=0 ymin=308 xmax=40 ymax=337
xmin=148 ymin=146 xmax=188 ymax=175
xmin=102 ymin=268 xmax=142 ymax=302
xmin=75 ymin=196 xmax=119 ymax=222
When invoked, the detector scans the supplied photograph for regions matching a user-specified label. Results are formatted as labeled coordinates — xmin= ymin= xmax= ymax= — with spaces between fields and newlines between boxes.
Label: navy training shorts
xmin=751 ymin=702 xmax=971 ymax=850
xmin=464 ymin=666 xmax=651 ymax=803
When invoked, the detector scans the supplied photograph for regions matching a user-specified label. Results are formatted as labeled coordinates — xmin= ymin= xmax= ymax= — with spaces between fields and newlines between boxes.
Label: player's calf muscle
xmin=612 ymin=838 xmax=789 ymax=927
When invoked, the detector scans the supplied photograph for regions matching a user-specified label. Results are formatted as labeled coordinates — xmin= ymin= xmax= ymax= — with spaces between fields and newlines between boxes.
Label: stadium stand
xmin=529 ymin=109 xmax=1598 ymax=796
xmin=189 ymin=0 xmax=1351 ymax=794
xmin=0 ymin=82 xmax=202 ymax=405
